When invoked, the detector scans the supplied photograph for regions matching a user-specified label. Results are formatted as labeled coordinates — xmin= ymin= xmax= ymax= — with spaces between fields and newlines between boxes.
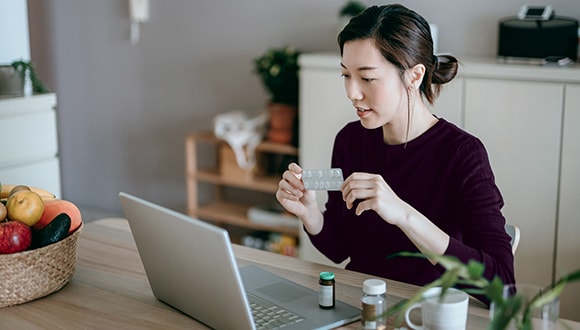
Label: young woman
xmin=276 ymin=4 xmax=515 ymax=299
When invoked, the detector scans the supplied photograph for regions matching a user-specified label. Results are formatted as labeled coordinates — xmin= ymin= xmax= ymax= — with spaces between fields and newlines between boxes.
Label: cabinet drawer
xmin=0 ymin=157 xmax=61 ymax=198
xmin=0 ymin=109 xmax=58 ymax=167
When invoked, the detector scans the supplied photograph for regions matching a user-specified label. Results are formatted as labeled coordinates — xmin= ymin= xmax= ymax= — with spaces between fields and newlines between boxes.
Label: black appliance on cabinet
xmin=498 ymin=12 xmax=578 ymax=61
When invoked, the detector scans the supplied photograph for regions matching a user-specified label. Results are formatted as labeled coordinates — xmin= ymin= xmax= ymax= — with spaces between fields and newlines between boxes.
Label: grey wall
xmin=26 ymin=1 xmax=580 ymax=215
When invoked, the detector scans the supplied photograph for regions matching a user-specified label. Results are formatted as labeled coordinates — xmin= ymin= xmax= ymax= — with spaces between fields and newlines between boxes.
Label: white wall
xmin=24 ymin=1 xmax=580 ymax=215
xmin=0 ymin=0 xmax=30 ymax=64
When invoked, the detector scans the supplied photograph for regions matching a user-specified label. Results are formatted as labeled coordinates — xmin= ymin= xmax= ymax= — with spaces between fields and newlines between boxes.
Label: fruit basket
xmin=0 ymin=223 xmax=83 ymax=307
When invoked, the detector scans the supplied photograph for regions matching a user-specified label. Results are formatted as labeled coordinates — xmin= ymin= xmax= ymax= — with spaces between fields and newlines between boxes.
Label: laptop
xmin=119 ymin=192 xmax=361 ymax=330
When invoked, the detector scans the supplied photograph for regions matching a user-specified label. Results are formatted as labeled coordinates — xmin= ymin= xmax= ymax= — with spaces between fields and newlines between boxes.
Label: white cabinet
xmin=0 ymin=94 xmax=61 ymax=197
xmin=298 ymin=54 xmax=352 ymax=265
xmin=556 ymin=84 xmax=580 ymax=320
xmin=463 ymin=79 xmax=563 ymax=286
xmin=428 ymin=77 xmax=463 ymax=126
xmin=299 ymin=54 xmax=580 ymax=321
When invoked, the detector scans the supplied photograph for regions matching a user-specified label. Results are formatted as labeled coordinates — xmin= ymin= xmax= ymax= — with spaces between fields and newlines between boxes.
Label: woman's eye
xmin=341 ymin=73 xmax=350 ymax=79
xmin=362 ymin=77 xmax=376 ymax=82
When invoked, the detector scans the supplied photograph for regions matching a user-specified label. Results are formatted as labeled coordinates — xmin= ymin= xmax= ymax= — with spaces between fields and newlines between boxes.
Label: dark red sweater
xmin=308 ymin=119 xmax=515 ymax=295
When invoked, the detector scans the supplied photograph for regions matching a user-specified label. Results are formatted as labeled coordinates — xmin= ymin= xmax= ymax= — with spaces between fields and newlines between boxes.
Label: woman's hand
xmin=275 ymin=163 xmax=323 ymax=234
xmin=341 ymin=172 xmax=449 ymax=256
xmin=341 ymin=172 xmax=410 ymax=226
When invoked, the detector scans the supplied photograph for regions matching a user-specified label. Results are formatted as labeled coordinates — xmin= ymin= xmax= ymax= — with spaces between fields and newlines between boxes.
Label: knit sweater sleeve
xmin=445 ymin=137 xmax=515 ymax=287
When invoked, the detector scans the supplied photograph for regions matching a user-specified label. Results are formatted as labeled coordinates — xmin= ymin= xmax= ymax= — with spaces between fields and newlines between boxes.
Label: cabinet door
xmin=1 ymin=108 xmax=58 ymax=167
xmin=429 ymin=77 xmax=464 ymax=127
xmin=464 ymin=79 xmax=563 ymax=286
xmin=0 ymin=158 xmax=61 ymax=198
xmin=556 ymin=84 xmax=580 ymax=322
xmin=298 ymin=67 xmax=352 ymax=265
xmin=299 ymin=69 xmax=353 ymax=171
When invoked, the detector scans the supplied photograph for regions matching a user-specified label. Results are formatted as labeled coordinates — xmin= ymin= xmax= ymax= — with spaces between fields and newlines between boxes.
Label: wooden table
xmin=0 ymin=219 xmax=577 ymax=329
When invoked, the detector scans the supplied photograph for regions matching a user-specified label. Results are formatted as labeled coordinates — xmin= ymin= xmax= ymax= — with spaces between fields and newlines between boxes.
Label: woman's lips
xmin=356 ymin=107 xmax=371 ymax=118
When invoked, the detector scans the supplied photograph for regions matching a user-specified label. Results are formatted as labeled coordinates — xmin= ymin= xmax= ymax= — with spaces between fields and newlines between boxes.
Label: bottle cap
xmin=363 ymin=279 xmax=386 ymax=295
xmin=320 ymin=271 xmax=335 ymax=281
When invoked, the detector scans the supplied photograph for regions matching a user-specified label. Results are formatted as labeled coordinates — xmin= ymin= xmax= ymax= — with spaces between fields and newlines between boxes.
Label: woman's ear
xmin=406 ymin=63 xmax=426 ymax=90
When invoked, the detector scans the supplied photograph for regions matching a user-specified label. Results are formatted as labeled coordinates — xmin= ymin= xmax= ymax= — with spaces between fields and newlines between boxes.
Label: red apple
xmin=0 ymin=220 xmax=32 ymax=254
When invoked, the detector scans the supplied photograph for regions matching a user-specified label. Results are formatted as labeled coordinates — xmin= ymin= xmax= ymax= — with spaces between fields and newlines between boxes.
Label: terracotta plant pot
xmin=267 ymin=103 xmax=297 ymax=144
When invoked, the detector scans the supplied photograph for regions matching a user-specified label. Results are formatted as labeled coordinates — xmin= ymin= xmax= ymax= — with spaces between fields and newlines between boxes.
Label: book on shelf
xmin=247 ymin=203 xmax=300 ymax=229
xmin=241 ymin=231 xmax=297 ymax=257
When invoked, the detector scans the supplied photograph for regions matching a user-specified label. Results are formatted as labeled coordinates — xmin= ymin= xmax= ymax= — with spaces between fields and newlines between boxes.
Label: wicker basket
xmin=0 ymin=223 xmax=83 ymax=307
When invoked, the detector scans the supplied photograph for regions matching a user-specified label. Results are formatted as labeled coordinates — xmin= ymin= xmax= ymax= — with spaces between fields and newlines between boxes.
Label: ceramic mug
xmin=404 ymin=287 xmax=469 ymax=330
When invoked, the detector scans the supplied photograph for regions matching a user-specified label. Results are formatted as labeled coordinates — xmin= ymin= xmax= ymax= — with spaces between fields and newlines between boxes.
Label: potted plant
xmin=338 ymin=1 xmax=366 ymax=30
xmin=253 ymin=46 xmax=301 ymax=145
xmin=0 ymin=60 xmax=49 ymax=96
xmin=383 ymin=251 xmax=580 ymax=329
xmin=339 ymin=0 xmax=366 ymax=18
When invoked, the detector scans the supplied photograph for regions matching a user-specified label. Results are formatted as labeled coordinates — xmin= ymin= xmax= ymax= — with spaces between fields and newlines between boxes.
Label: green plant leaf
xmin=9 ymin=60 xmax=49 ymax=94
xmin=252 ymin=46 xmax=300 ymax=106
xmin=339 ymin=1 xmax=366 ymax=17
xmin=393 ymin=251 xmax=486 ymax=283
xmin=439 ymin=267 xmax=459 ymax=299
xmin=555 ymin=268 xmax=580 ymax=286
xmin=489 ymin=295 xmax=523 ymax=330
xmin=388 ymin=250 xmax=580 ymax=330
xmin=467 ymin=259 xmax=485 ymax=279
xmin=486 ymin=276 xmax=505 ymax=303
xmin=530 ymin=281 xmax=565 ymax=310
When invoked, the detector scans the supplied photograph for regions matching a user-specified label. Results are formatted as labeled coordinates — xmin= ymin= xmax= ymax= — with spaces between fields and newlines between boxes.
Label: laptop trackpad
xmin=256 ymin=282 xmax=310 ymax=303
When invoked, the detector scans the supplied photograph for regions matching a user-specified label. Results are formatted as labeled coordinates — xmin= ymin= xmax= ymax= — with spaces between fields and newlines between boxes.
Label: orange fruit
xmin=34 ymin=199 xmax=82 ymax=233
xmin=6 ymin=190 xmax=45 ymax=226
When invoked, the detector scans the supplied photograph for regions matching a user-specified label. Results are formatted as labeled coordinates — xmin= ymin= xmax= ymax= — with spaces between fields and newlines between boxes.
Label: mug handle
xmin=404 ymin=302 xmax=424 ymax=330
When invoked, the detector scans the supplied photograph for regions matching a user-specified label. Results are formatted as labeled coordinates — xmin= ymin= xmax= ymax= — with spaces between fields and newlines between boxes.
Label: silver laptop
xmin=119 ymin=192 xmax=361 ymax=330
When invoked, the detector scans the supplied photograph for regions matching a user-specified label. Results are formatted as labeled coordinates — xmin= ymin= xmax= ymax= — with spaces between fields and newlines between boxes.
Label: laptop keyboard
xmin=247 ymin=293 xmax=304 ymax=329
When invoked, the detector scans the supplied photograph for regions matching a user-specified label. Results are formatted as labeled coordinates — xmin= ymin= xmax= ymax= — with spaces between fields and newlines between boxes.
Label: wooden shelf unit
xmin=185 ymin=132 xmax=299 ymax=238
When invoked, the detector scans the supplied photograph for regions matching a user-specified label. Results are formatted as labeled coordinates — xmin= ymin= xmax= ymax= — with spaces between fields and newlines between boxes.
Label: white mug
xmin=404 ymin=287 xmax=469 ymax=330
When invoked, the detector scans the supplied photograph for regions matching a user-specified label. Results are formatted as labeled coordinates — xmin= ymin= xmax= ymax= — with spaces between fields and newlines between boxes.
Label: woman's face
xmin=341 ymin=38 xmax=408 ymax=130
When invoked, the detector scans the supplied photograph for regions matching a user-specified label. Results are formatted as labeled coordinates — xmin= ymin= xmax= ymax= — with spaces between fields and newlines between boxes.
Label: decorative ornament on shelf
xmin=253 ymin=46 xmax=301 ymax=146
xmin=213 ymin=110 xmax=267 ymax=174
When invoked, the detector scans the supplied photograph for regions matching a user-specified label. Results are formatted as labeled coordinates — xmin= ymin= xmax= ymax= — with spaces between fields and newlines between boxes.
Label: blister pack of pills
xmin=302 ymin=168 xmax=344 ymax=191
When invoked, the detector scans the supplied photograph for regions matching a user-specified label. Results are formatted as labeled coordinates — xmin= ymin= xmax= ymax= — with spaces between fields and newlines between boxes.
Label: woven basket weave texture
xmin=0 ymin=224 xmax=82 ymax=307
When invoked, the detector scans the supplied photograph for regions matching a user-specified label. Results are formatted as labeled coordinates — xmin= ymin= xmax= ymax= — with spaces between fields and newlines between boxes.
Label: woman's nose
xmin=345 ymin=81 xmax=363 ymax=101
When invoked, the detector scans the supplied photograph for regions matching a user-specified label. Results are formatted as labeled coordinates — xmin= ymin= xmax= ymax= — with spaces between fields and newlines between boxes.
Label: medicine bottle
xmin=319 ymin=271 xmax=335 ymax=309
xmin=361 ymin=279 xmax=387 ymax=329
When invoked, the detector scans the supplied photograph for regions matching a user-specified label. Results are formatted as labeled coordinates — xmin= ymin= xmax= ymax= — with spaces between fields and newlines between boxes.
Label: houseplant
xmin=338 ymin=1 xmax=366 ymax=30
xmin=383 ymin=251 xmax=580 ymax=329
xmin=339 ymin=0 xmax=366 ymax=18
xmin=253 ymin=46 xmax=301 ymax=145
xmin=9 ymin=60 xmax=49 ymax=95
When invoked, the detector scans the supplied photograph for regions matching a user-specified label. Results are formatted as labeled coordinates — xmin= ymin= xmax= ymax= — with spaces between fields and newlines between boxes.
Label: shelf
xmin=194 ymin=200 xmax=299 ymax=236
xmin=186 ymin=132 xmax=298 ymax=156
xmin=255 ymin=141 xmax=298 ymax=156
xmin=185 ymin=132 xmax=301 ymax=243
xmin=193 ymin=169 xmax=279 ymax=193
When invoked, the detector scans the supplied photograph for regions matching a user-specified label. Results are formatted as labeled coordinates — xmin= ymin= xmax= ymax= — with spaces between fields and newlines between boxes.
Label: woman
xmin=276 ymin=4 xmax=515 ymax=297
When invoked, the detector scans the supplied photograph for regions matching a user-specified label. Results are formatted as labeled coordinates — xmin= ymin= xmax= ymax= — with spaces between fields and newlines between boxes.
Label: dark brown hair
xmin=338 ymin=4 xmax=458 ymax=105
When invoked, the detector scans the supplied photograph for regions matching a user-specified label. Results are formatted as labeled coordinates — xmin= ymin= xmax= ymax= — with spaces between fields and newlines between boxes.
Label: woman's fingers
xmin=341 ymin=172 xmax=382 ymax=208
xmin=288 ymin=162 xmax=302 ymax=173
xmin=277 ymin=177 xmax=301 ymax=201
xmin=276 ymin=163 xmax=305 ymax=202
